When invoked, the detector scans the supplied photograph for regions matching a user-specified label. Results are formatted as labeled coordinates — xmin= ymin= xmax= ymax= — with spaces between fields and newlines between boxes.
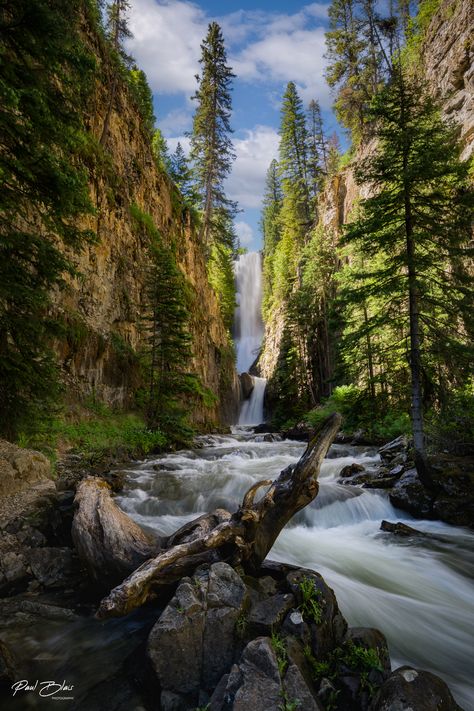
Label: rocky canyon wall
xmin=54 ymin=27 xmax=239 ymax=429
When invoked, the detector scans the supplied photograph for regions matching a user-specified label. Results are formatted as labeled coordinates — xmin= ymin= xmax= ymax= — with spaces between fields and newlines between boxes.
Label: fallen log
xmin=93 ymin=413 xmax=341 ymax=619
xmin=72 ymin=477 xmax=161 ymax=586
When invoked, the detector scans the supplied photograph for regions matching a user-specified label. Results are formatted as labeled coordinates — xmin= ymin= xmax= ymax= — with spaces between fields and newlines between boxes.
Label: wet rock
xmin=248 ymin=593 xmax=295 ymax=636
xmin=210 ymin=637 xmax=282 ymax=711
xmin=148 ymin=562 xmax=247 ymax=704
xmin=283 ymin=663 xmax=322 ymax=711
xmin=380 ymin=520 xmax=425 ymax=536
xmin=253 ymin=424 xmax=279 ymax=435
xmin=346 ymin=628 xmax=391 ymax=678
xmin=379 ymin=436 xmax=409 ymax=464
xmin=0 ymin=638 xmax=17 ymax=688
xmin=432 ymin=496 xmax=474 ymax=528
xmin=28 ymin=547 xmax=75 ymax=587
xmin=282 ymin=422 xmax=313 ymax=442
xmin=240 ymin=372 xmax=254 ymax=400
xmin=339 ymin=463 xmax=365 ymax=478
xmin=254 ymin=433 xmax=281 ymax=443
xmin=286 ymin=569 xmax=347 ymax=659
xmin=370 ymin=666 xmax=463 ymax=710
xmin=0 ymin=440 xmax=52 ymax=497
xmin=389 ymin=468 xmax=434 ymax=518
xmin=363 ymin=476 xmax=399 ymax=489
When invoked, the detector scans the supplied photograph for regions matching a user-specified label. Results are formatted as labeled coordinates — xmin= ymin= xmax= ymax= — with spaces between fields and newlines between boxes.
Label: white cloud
xmin=126 ymin=0 xmax=205 ymax=94
xmin=226 ymin=125 xmax=280 ymax=209
xmin=125 ymin=1 xmax=331 ymax=105
xmin=235 ymin=221 xmax=254 ymax=246
xmin=166 ymin=135 xmax=191 ymax=155
xmin=232 ymin=27 xmax=330 ymax=106
xmin=159 ymin=108 xmax=193 ymax=137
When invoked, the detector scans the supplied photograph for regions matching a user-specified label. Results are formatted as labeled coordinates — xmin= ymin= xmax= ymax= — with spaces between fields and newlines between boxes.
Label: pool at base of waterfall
xmin=117 ymin=429 xmax=474 ymax=709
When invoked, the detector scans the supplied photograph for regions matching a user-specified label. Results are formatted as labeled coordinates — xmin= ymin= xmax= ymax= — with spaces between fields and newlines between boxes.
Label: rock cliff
xmin=259 ymin=0 xmax=473 ymax=404
xmin=54 ymin=29 xmax=239 ymax=428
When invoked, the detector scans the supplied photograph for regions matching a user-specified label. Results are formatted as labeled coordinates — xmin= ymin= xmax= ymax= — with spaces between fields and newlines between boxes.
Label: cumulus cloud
xmin=126 ymin=1 xmax=330 ymax=104
xmin=226 ymin=126 xmax=280 ymax=209
xmin=235 ymin=221 xmax=254 ymax=246
xmin=126 ymin=0 xmax=205 ymax=94
xmin=159 ymin=108 xmax=193 ymax=137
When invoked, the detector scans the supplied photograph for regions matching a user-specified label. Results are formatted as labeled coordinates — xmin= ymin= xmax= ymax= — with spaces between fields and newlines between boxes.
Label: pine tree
xmin=170 ymin=143 xmax=198 ymax=206
xmin=152 ymin=128 xmax=171 ymax=173
xmin=0 ymin=0 xmax=95 ymax=440
xmin=261 ymin=160 xmax=283 ymax=317
xmin=128 ymin=66 xmax=155 ymax=135
xmin=190 ymin=22 xmax=236 ymax=251
xmin=100 ymin=0 xmax=132 ymax=146
xmin=341 ymin=66 xmax=474 ymax=483
xmin=306 ymin=99 xmax=328 ymax=201
xmin=279 ymin=82 xmax=311 ymax=225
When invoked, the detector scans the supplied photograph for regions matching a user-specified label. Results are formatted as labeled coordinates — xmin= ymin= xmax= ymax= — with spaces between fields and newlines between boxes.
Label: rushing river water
xmin=117 ymin=429 xmax=474 ymax=709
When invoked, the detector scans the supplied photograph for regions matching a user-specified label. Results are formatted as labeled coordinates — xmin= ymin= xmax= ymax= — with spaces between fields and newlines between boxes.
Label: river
xmin=117 ymin=428 xmax=474 ymax=709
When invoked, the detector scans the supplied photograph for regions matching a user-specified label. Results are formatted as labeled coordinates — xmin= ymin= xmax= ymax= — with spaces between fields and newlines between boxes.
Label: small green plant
xmin=271 ymin=631 xmax=288 ymax=676
xmin=279 ymin=691 xmax=301 ymax=711
xmin=236 ymin=612 xmax=248 ymax=639
xmin=299 ymin=577 xmax=323 ymax=624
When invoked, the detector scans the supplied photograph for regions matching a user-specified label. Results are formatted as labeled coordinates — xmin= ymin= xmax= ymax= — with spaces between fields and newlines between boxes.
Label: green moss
xmin=299 ymin=577 xmax=323 ymax=624
xmin=271 ymin=632 xmax=288 ymax=676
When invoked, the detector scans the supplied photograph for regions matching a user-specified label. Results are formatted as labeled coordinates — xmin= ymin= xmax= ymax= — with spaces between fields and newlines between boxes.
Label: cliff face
xmin=55 ymin=33 xmax=239 ymax=428
xmin=422 ymin=0 xmax=474 ymax=160
xmin=259 ymin=0 xmax=473 ymax=407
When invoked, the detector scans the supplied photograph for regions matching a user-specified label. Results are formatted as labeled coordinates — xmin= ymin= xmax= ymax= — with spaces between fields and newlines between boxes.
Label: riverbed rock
xmin=379 ymin=436 xmax=409 ymax=463
xmin=339 ymin=463 xmax=365 ymax=478
xmin=370 ymin=666 xmax=463 ymax=711
xmin=0 ymin=638 xmax=17 ymax=688
xmin=380 ymin=520 xmax=425 ymax=536
xmin=282 ymin=422 xmax=314 ymax=441
xmin=0 ymin=440 xmax=53 ymax=498
xmin=248 ymin=592 xmax=295 ymax=636
xmin=286 ymin=569 xmax=347 ymax=659
xmin=210 ymin=637 xmax=282 ymax=711
xmin=148 ymin=562 xmax=247 ymax=706
xmin=389 ymin=468 xmax=434 ymax=518
xmin=240 ymin=372 xmax=255 ymax=400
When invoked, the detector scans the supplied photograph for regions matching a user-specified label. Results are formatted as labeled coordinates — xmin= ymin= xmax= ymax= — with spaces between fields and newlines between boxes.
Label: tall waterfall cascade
xmin=234 ymin=252 xmax=266 ymax=425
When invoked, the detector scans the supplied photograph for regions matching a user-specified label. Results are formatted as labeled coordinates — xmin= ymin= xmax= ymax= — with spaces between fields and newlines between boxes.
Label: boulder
xmin=370 ymin=666 xmax=463 ymax=711
xmin=210 ymin=637 xmax=282 ymax=711
xmin=282 ymin=422 xmax=314 ymax=442
xmin=248 ymin=593 xmax=295 ymax=636
xmin=0 ymin=638 xmax=17 ymax=689
xmin=389 ymin=469 xmax=434 ymax=518
xmin=378 ymin=436 xmax=409 ymax=464
xmin=283 ymin=663 xmax=323 ymax=711
xmin=0 ymin=440 xmax=52 ymax=498
xmin=147 ymin=562 xmax=247 ymax=706
xmin=339 ymin=463 xmax=365 ymax=478
xmin=28 ymin=547 xmax=75 ymax=587
xmin=380 ymin=520 xmax=425 ymax=536
xmin=286 ymin=569 xmax=347 ymax=659
xmin=240 ymin=373 xmax=254 ymax=400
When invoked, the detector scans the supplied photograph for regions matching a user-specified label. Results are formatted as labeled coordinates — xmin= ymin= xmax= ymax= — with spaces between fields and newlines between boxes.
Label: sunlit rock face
xmin=50 ymin=26 xmax=239 ymax=428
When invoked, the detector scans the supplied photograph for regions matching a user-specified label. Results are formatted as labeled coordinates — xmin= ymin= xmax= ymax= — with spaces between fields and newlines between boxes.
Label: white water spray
xmin=234 ymin=252 xmax=267 ymax=424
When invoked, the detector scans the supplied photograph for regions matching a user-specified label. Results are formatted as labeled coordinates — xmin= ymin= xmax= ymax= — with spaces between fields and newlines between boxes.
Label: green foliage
xmin=339 ymin=68 xmax=474 ymax=458
xmin=207 ymin=242 xmax=237 ymax=332
xmin=128 ymin=67 xmax=156 ymax=135
xmin=170 ymin=142 xmax=199 ymax=207
xmin=299 ymin=577 xmax=323 ymax=624
xmin=279 ymin=693 xmax=301 ymax=711
xmin=152 ymin=128 xmax=171 ymax=173
xmin=426 ymin=382 xmax=474 ymax=454
xmin=305 ymin=640 xmax=383 ymax=705
xmin=271 ymin=632 xmax=288 ymax=676
xmin=0 ymin=0 xmax=96 ymax=440
xmin=190 ymin=22 xmax=237 ymax=251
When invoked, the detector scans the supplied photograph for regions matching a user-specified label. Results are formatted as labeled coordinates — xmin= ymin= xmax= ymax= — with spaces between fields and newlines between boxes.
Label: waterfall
xmin=234 ymin=252 xmax=266 ymax=424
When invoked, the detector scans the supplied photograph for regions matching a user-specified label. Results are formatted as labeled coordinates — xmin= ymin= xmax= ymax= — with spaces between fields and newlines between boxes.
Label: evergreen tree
xmin=261 ymin=160 xmax=283 ymax=317
xmin=128 ymin=66 xmax=155 ymax=135
xmin=279 ymin=82 xmax=311 ymax=225
xmin=341 ymin=66 xmax=474 ymax=482
xmin=0 ymin=0 xmax=95 ymax=439
xmin=100 ymin=0 xmax=132 ymax=146
xmin=190 ymin=22 xmax=236 ymax=251
xmin=306 ymin=99 xmax=327 ymax=201
xmin=170 ymin=142 xmax=198 ymax=206
xmin=152 ymin=128 xmax=171 ymax=173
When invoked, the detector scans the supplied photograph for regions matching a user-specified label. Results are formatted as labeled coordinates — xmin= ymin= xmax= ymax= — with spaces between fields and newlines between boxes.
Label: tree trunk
xmin=81 ymin=413 xmax=341 ymax=619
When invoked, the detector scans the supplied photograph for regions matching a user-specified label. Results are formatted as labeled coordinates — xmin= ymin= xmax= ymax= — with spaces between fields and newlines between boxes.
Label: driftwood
xmin=72 ymin=477 xmax=161 ymax=586
xmin=84 ymin=413 xmax=341 ymax=619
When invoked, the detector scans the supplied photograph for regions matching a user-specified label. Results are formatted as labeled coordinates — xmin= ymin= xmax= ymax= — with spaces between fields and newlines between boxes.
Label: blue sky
xmin=126 ymin=0 xmax=344 ymax=250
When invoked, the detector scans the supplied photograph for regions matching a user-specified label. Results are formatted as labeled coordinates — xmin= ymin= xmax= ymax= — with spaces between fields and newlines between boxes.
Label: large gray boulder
xmin=147 ymin=562 xmax=247 ymax=708
xmin=370 ymin=666 xmax=464 ymax=711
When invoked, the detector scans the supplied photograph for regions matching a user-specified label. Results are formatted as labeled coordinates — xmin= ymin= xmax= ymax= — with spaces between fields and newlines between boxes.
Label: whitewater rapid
xmin=117 ymin=431 xmax=474 ymax=709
